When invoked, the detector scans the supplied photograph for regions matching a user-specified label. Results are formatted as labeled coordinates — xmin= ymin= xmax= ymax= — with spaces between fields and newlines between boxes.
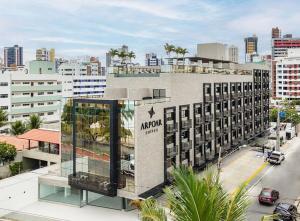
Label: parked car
xmin=258 ymin=188 xmax=279 ymax=205
xmin=273 ymin=203 xmax=298 ymax=221
xmin=266 ymin=151 xmax=285 ymax=165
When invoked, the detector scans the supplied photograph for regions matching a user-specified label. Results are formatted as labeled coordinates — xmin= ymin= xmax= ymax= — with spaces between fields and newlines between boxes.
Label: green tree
xmin=109 ymin=48 xmax=119 ymax=62
xmin=0 ymin=142 xmax=17 ymax=164
xmin=9 ymin=162 xmax=23 ymax=176
xmin=0 ymin=109 xmax=8 ymax=128
xmin=164 ymin=43 xmax=175 ymax=58
xmin=27 ymin=114 xmax=43 ymax=129
xmin=119 ymin=51 xmax=128 ymax=65
xmin=128 ymin=51 xmax=136 ymax=64
xmin=140 ymin=167 xmax=249 ymax=221
xmin=270 ymin=100 xmax=300 ymax=125
xmin=11 ymin=120 xmax=27 ymax=135
xmin=269 ymin=108 xmax=278 ymax=122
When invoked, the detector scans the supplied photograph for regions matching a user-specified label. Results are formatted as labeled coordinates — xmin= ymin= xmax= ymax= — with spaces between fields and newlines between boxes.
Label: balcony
xmin=166 ymin=123 xmax=178 ymax=133
xmin=205 ymin=132 xmax=213 ymax=140
xmin=195 ymin=135 xmax=204 ymax=146
xmin=68 ymin=172 xmax=117 ymax=197
xmin=223 ymin=93 xmax=229 ymax=100
xmin=223 ymin=109 xmax=229 ymax=116
xmin=11 ymin=85 xmax=61 ymax=92
xmin=167 ymin=145 xmax=178 ymax=158
xmin=11 ymin=104 xmax=60 ymax=115
xmin=181 ymin=140 xmax=192 ymax=152
xmin=205 ymin=114 xmax=213 ymax=121
xmin=215 ymin=129 xmax=223 ymax=137
xmin=237 ymin=91 xmax=243 ymax=97
xmin=231 ymin=107 xmax=237 ymax=114
xmin=215 ymin=111 xmax=222 ymax=118
xmin=11 ymin=95 xmax=61 ymax=104
xmin=214 ymin=94 xmax=223 ymax=102
xmin=204 ymin=95 xmax=213 ymax=102
xmin=195 ymin=117 xmax=203 ymax=126
xmin=181 ymin=119 xmax=192 ymax=129
xmin=237 ymin=106 xmax=243 ymax=112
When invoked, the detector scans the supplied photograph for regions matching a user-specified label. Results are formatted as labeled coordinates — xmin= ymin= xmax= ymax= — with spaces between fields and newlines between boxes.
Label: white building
xmin=145 ymin=53 xmax=162 ymax=66
xmin=275 ymin=49 xmax=300 ymax=99
xmin=59 ymin=61 xmax=106 ymax=98
xmin=228 ymin=45 xmax=239 ymax=63
xmin=0 ymin=69 xmax=62 ymax=132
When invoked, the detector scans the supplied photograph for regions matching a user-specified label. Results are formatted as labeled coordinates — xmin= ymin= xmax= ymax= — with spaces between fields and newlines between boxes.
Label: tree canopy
xmin=0 ymin=142 xmax=17 ymax=164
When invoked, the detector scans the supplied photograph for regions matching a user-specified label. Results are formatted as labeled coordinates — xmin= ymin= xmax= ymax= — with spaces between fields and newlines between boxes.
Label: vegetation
xmin=0 ymin=142 xmax=17 ymax=164
xmin=9 ymin=162 xmax=23 ymax=176
xmin=10 ymin=120 xmax=27 ymax=135
xmin=0 ymin=109 xmax=8 ymax=128
xmin=139 ymin=167 xmax=249 ymax=221
xmin=27 ymin=114 xmax=43 ymax=129
xmin=164 ymin=43 xmax=189 ymax=59
xmin=270 ymin=100 xmax=300 ymax=125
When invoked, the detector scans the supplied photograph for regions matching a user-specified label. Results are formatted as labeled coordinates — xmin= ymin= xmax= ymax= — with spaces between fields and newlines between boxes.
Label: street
xmin=247 ymin=137 xmax=300 ymax=220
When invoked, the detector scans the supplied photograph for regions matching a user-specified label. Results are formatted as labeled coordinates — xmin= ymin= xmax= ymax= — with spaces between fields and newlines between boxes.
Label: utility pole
xmin=276 ymin=109 xmax=280 ymax=151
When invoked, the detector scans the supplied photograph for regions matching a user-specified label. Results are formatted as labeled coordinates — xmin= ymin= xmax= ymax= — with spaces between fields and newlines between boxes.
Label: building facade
xmin=38 ymin=59 xmax=270 ymax=210
xmin=272 ymin=37 xmax=300 ymax=58
xmin=274 ymin=49 xmax=300 ymax=99
xmin=228 ymin=45 xmax=239 ymax=63
xmin=0 ymin=69 xmax=62 ymax=132
xmin=244 ymin=35 xmax=258 ymax=63
xmin=145 ymin=53 xmax=162 ymax=66
xmin=272 ymin=27 xmax=281 ymax=39
xmin=36 ymin=48 xmax=55 ymax=62
xmin=197 ymin=43 xmax=228 ymax=61
xmin=4 ymin=45 xmax=23 ymax=68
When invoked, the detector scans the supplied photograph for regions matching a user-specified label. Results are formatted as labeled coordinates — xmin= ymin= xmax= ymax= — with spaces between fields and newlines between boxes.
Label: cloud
xmin=30 ymin=37 xmax=117 ymax=46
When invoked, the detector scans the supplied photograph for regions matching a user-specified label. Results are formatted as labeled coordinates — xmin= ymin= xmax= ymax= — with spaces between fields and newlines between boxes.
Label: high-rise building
xmin=283 ymin=34 xmax=293 ymax=38
xmin=106 ymin=45 xmax=130 ymax=67
xmin=272 ymin=27 xmax=281 ymax=39
xmin=145 ymin=53 xmax=161 ymax=66
xmin=272 ymin=36 xmax=300 ymax=58
xmin=4 ymin=45 xmax=23 ymax=68
xmin=36 ymin=48 xmax=55 ymax=62
xmin=274 ymin=49 xmax=300 ymax=99
xmin=197 ymin=43 xmax=228 ymax=61
xmin=228 ymin=45 xmax=239 ymax=63
xmin=244 ymin=35 xmax=258 ymax=63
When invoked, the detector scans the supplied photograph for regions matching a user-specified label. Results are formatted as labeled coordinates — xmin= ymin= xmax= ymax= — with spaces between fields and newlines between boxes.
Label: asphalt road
xmin=247 ymin=137 xmax=300 ymax=220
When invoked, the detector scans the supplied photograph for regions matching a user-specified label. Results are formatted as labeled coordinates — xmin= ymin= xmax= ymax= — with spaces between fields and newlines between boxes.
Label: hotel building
xmin=38 ymin=58 xmax=270 ymax=210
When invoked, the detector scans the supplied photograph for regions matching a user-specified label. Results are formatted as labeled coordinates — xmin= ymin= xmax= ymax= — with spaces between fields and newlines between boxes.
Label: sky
xmin=1 ymin=0 xmax=300 ymax=64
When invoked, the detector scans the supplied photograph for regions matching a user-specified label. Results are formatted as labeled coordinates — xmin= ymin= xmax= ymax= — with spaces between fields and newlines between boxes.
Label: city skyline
xmin=1 ymin=0 xmax=300 ymax=63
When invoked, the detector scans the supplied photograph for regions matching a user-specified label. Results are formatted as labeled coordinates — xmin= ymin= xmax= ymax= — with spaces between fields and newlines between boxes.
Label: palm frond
xmin=140 ymin=198 xmax=167 ymax=221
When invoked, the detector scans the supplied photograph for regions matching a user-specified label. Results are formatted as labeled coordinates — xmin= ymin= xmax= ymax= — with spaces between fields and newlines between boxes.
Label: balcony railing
xmin=181 ymin=140 xmax=192 ymax=152
xmin=195 ymin=136 xmax=204 ymax=146
xmin=223 ymin=94 xmax=229 ymax=100
xmin=223 ymin=109 xmax=229 ymax=116
xmin=204 ymin=95 xmax=213 ymax=102
xmin=195 ymin=117 xmax=203 ymax=125
xmin=205 ymin=114 xmax=213 ymax=121
xmin=181 ymin=119 xmax=192 ymax=129
xmin=214 ymin=94 xmax=223 ymax=102
xmin=205 ymin=132 xmax=213 ymax=140
xmin=166 ymin=123 xmax=178 ymax=133
xmin=167 ymin=145 xmax=178 ymax=158
xmin=68 ymin=172 xmax=117 ymax=197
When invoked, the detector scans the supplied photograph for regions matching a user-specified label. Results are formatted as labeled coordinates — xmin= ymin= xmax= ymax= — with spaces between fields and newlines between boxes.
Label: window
xmin=38 ymin=113 xmax=45 ymax=116
xmin=22 ymin=103 xmax=30 ymax=107
xmin=38 ymin=103 xmax=44 ymax=106
xmin=0 ymin=106 xmax=8 ymax=110
xmin=23 ymin=114 xmax=29 ymax=117
xmin=47 ymin=92 xmax=54 ymax=95
xmin=48 ymin=82 xmax=53 ymax=85
xmin=38 ymin=82 xmax=44 ymax=85
xmin=153 ymin=89 xmax=166 ymax=98
xmin=0 ymin=94 xmax=8 ymax=98
xmin=23 ymin=82 xmax=30 ymax=85
xmin=0 ymin=82 xmax=8 ymax=86
xmin=38 ymin=92 xmax=44 ymax=95
xmin=47 ymin=112 xmax=54 ymax=115
xmin=23 ymin=92 xmax=30 ymax=96
xmin=48 ymin=102 xmax=54 ymax=105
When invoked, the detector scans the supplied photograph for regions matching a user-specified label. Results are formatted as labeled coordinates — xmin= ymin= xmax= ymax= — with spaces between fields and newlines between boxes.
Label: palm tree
xmin=27 ymin=114 xmax=43 ymax=129
xmin=109 ymin=48 xmax=119 ymax=64
xmin=180 ymin=48 xmax=188 ymax=58
xmin=164 ymin=43 xmax=175 ymax=58
xmin=0 ymin=109 xmax=8 ymax=128
xmin=128 ymin=51 xmax=136 ymax=64
xmin=140 ymin=167 xmax=249 ymax=221
xmin=11 ymin=121 xmax=27 ymax=135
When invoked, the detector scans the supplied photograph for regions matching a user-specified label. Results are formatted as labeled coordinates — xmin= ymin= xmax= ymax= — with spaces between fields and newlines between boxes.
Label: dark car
xmin=273 ymin=203 xmax=298 ymax=221
xmin=258 ymin=188 xmax=279 ymax=205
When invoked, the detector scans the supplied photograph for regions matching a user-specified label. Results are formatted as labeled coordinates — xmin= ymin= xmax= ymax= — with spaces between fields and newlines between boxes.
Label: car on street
xmin=258 ymin=188 xmax=279 ymax=205
xmin=273 ymin=202 xmax=298 ymax=221
xmin=266 ymin=151 xmax=285 ymax=165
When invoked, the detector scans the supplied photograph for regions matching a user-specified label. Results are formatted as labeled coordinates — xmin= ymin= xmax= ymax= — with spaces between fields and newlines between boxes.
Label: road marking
xmin=231 ymin=162 xmax=268 ymax=194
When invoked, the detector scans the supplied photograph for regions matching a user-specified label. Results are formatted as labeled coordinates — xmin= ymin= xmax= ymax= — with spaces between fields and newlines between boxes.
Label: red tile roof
xmin=0 ymin=135 xmax=38 ymax=151
xmin=18 ymin=129 xmax=60 ymax=145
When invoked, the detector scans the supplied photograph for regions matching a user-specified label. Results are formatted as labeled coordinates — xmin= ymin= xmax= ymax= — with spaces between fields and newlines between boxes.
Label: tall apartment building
xmin=39 ymin=58 xmax=269 ymax=210
xmin=274 ymin=49 xmax=300 ymax=99
xmin=145 ymin=53 xmax=162 ymax=66
xmin=272 ymin=27 xmax=281 ymax=39
xmin=228 ymin=45 xmax=239 ymax=63
xmin=0 ymin=69 xmax=62 ymax=132
xmin=36 ymin=48 xmax=55 ymax=62
xmin=244 ymin=35 xmax=258 ymax=63
xmin=4 ymin=45 xmax=23 ymax=68
xmin=59 ymin=61 xmax=106 ymax=97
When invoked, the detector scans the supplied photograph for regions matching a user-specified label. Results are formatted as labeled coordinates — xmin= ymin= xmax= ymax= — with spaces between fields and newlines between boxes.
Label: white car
xmin=267 ymin=151 xmax=285 ymax=165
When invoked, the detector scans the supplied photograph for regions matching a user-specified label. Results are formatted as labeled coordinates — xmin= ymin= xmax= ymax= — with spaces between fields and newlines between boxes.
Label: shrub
xmin=9 ymin=162 xmax=23 ymax=176
xmin=0 ymin=142 xmax=17 ymax=164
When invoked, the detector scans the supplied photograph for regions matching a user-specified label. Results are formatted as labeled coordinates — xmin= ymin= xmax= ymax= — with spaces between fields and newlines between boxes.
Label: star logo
xmin=148 ymin=107 xmax=155 ymax=118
